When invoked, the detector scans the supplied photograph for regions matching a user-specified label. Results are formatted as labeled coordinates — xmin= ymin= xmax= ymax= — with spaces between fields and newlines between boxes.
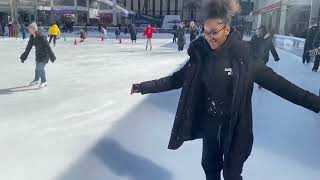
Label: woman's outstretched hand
xmin=130 ymin=84 xmax=141 ymax=95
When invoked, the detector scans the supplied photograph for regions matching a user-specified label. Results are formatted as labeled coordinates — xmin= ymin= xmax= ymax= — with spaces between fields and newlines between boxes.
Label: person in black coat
xmin=131 ymin=1 xmax=320 ymax=180
xmin=177 ymin=22 xmax=186 ymax=51
xmin=20 ymin=22 xmax=56 ymax=88
xmin=172 ymin=24 xmax=178 ymax=43
xmin=129 ymin=24 xmax=137 ymax=43
xmin=189 ymin=21 xmax=199 ymax=42
xmin=0 ymin=20 xmax=5 ymax=35
xmin=250 ymin=25 xmax=280 ymax=64
xmin=311 ymin=30 xmax=320 ymax=72
xmin=302 ymin=20 xmax=318 ymax=64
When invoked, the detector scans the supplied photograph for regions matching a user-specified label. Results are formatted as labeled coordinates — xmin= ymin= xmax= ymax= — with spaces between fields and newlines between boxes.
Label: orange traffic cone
xmin=74 ymin=38 xmax=77 ymax=45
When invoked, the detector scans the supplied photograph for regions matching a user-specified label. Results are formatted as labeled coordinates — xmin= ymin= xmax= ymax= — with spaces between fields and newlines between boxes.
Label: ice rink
xmin=0 ymin=34 xmax=320 ymax=180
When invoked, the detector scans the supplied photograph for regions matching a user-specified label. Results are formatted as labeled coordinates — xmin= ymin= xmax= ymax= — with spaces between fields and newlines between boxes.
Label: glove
xmin=308 ymin=48 xmax=320 ymax=57
xmin=20 ymin=52 xmax=27 ymax=62
xmin=50 ymin=56 xmax=56 ymax=63
xmin=130 ymin=84 xmax=141 ymax=94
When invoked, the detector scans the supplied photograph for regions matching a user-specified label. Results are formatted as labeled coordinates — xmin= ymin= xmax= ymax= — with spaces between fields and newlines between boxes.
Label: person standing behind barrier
xmin=143 ymin=24 xmax=157 ymax=51
xmin=177 ymin=22 xmax=186 ymax=51
xmin=302 ymin=20 xmax=318 ymax=64
xmin=189 ymin=21 xmax=199 ymax=42
xmin=13 ymin=22 xmax=20 ymax=38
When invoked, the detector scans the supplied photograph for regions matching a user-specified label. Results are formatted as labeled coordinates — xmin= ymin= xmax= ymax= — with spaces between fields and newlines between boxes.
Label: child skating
xmin=143 ymin=24 xmax=157 ymax=51
xmin=77 ymin=29 xmax=86 ymax=42
xmin=20 ymin=22 xmax=56 ymax=88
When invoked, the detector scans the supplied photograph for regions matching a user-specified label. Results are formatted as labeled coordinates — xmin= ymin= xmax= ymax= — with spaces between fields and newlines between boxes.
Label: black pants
xmin=178 ymin=45 xmax=184 ymax=51
xmin=202 ymin=135 xmax=249 ymax=180
xmin=173 ymin=36 xmax=177 ymax=43
xmin=313 ymin=55 xmax=320 ymax=70
xmin=302 ymin=47 xmax=311 ymax=63
xmin=49 ymin=35 xmax=57 ymax=45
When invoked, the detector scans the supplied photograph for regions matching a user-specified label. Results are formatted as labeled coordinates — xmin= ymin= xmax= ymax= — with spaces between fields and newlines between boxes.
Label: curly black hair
xmin=201 ymin=0 xmax=241 ymax=25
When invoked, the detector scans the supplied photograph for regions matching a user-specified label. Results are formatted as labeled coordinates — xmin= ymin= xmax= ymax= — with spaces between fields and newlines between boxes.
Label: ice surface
xmin=0 ymin=34 xmax=320 ymax=180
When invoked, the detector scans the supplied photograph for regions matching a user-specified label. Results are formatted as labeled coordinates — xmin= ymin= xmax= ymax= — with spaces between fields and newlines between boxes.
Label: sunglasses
xmin=202 ymin=25 xmax=226 ymax=40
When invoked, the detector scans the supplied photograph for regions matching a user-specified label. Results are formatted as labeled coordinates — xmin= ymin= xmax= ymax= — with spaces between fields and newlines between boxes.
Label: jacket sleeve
xmin=139 ymin=60 xmax=190 ymax=94
xmin=20 ymin=35 xmax=34 ymax=60
xmin=312 ymin=31 xmax=320 ymax=48
xmin=254 ymin=61 xmax=320 ymax=113
xmin=42 ymin=36 xmax=56 ymax=62
xmin=269 ymin=39 xmax=280 ymax=61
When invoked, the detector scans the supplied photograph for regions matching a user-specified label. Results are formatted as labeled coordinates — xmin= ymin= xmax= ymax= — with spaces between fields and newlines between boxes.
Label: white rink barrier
xmin=273 ymin=35 xmax=305 ymax=58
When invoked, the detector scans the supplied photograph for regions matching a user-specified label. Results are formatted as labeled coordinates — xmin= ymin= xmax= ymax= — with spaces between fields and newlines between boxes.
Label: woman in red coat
xmin=143 ymin=24 xmax=157 ymax=51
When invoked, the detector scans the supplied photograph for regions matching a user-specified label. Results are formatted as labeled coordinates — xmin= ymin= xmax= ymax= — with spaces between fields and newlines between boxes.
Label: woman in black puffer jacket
xmin=20 ymin=22 xmax=56 ymax=88
xmin=131 ymin=0 xmax=320 ymax=180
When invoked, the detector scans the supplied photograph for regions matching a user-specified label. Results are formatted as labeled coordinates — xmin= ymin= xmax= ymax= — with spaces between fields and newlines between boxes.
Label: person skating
xmin=302 ymin=20 xmax=318 ymax=64
xmin=8 ymin=21 xmax=13 ymax=37
xmin=84 ymin=23 xmax=89 ymax=35
xmin=78 ymin=29 xmax=86 ymax=43
xmin=311 ymin=29 xmax=320 ymax=72
xmin=0 ymin=20 xmax=5 ymax=36
xmin=115 ymin=26 xmax=121 ymax=40
xmin=48 ymin=23 xmax=61 ymax=47
xmin=129 ymin=24 xmax=137 ymax=43
xmin=0 ymin=23 xmax=2 ymax=36
xmin=102 ymin=27 xmax=107 ymax=41
xmin=20 ymin=23 xmax=26 ymax=40
xmin=143 ymin=24 xmax=157 ymax=51
xmin=20 ymin=22 xmax=56 ymax=88
xmin=189 ymin=21 xmax=199 ymax=42
xmin=250 ymin=26 xmax=280 ymax=64
xmin=130 ymin=1 xmax=320 ymax=180
xmin=172 ymin=24 xmax=178 ymax=43
xmin=250 ymin=25 xmax=280 ymax=89
xmin=177 ymin=22 xmax=186 ymax=51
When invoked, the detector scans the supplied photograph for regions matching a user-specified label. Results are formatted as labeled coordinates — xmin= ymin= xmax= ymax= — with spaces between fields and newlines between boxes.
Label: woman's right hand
xmin=130 ymin=84 xmax=141 ymax=95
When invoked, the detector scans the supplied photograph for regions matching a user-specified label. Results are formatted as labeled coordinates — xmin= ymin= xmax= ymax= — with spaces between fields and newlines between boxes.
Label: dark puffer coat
xmin=20 ymin=33 xmax=56 ymax=63
xmin=250 ymin=34 xmax=280 ymax=63
xmin=138 ymin=31 xmax=320 ymax=160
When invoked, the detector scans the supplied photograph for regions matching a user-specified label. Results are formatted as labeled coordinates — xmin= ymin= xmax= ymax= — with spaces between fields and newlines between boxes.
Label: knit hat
xmin=28 ymin=22 xmax=38 ymax=31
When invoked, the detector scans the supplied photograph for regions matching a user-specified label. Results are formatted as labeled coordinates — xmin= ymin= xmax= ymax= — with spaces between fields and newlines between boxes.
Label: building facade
xmin=117 ymin=0 xmax=202 ymax=22
xmin=252 ymin=0 xmax=320 ymax=36
xmin=0 ymin=0 xmax=134 ymax=26
xmin=0 ymin=0 xmax=255 ymax=27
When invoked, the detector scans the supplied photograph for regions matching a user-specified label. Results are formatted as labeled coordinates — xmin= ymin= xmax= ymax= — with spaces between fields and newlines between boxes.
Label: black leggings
xmin=49 ymin=35 xmax=57 ymax=45
xmin=313 ymin=55 xmax=320 ymax=70
xmin=202 ymin=135 xmax=251 ymax=180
